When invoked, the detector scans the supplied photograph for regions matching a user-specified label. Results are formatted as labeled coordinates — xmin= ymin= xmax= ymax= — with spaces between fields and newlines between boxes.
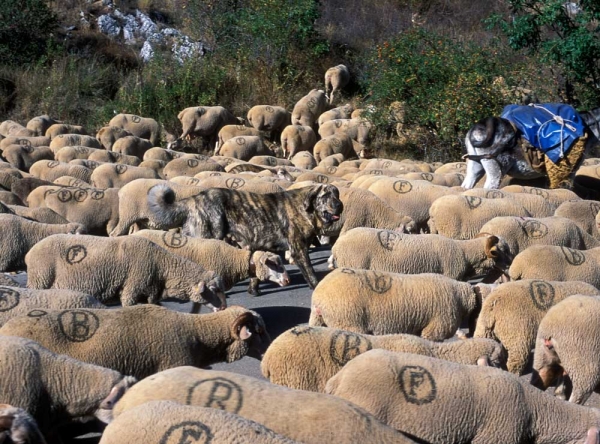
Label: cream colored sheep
xmin=318 ymin=118 xmax=373 ymax=145
xmin=317 ymin=103 xmax=354 ymax=126
xmin=262 ymin=326 xmax=505 ymax=392
xmin=474 ymin=280 xmax=600 ymax=374
xmin=554 ymin=199 xmax=600 ymax=238
xmin=171 ymin=106 xmax=239 ymax=150
xmin=111 ymin=135 xmax=154 ymax=159
xmin=280 ymin=124 xmax=317 ymax=159
xmin=48 ymin=134 xmax=100 ymax=152
xmin=95 ymin=126 xmax=133 ymax=150
xmin=29 ymin=160 xmax=92 ymax=183
xmin=163 ymin=156 xmax=225 ymax=179
xmin=326 ymin=349 xmax=600 ymax=444
xmin=88 ymin=149 xmax=142 ymax=166
xmin=1 ymin=145 xmax=53 ymax=172
xmin=312 ymin=134 xmax=357 ymax=163
xmin=112 ymin=367 xmax=415 ymax=444
xmin=289 ymin=150 xmax=317 ymax=169
xmin=54 ymin=145 xmax=99 ymax=163
xmin=291 ymin=89 xmax=328 ymax=127
xmin=0 ymin=136 xmax=50 ymax=150
xmin=310 ymin=269 xmax=481 ymax=338
xmin=90 ymin=163 xmax=159 ymax=189
xmin=247 ymin=105 xmax=291 ymax=141
xmin=216 ymin=124 xmax=263 ymax=153
xmin=45 ymin=124 xmax=87 ymax=139
xmin=108 ymin=113 xmax=162 ymax=146
xmin=26 ymin=115 xmax=61 ymax=137
xmin=324 ymin=65 xmax=350 ymax=104
xmin=462 ymin=188 xmax=556 ymax=217
xmin=216 ymin=135 xmax=277 ymax=160
xmin=26 ymin=234 xmax=227 ymax=311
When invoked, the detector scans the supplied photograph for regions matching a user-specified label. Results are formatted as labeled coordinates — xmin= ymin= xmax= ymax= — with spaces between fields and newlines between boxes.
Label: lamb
xmin=0 ymin=286 xmax=105 ymax=327
xmin=291 ymin=89 xmax=328 ymax=127
xmin=309 ymin=269 xmax=481 ymax=338
xmin=324 ymin=65 xmax=350 ymax=104
xmin=48 ymin=134 xmax=100 ymax=152
xmin=109 ymin=179 xmax=206 ymax=236
xmin=0 ymin=336 xmax=136 ymax=438
xmin=247 ymin=105 xmax=291 ymax=142
xmin=88 ymin=149 xmax=142 ymax=166
xmin=100 ymin=401 xmax=297 ymax=444
xmin=108 ymin=113 xmax=162 ymax=146
xmin=0 ymin=304 xmax=269 ymax=380
xmin=312 ymin=134 xmax=357 ymax=163
xmin=0 ymin=214 xmax=84 ymax=271
xmin=0 ymin=404 xmax=47 ymax=444
xmin=215 ymin=135 xmax=277 ymax=160
xmin=261 ymin=326 xmax=505 ymax=392
xmin=280 ymin=124 xmax=317 ymax=159
xmin=26 ymin=115 xmax=61 ymax=136
xmin=2 ymin=145 xmax=54 ymax=172
xmin=216 ymin=124 xmax=263 ymax=152
xmin=90 ymin=163 xmax=159 ymax=189
xmin=111 ymin=135 xmax=154 ymax=159
xmin=428 ymin=194 xmax=534 ymax=239
xmin=95 ymin=125 xmax=133 ymax=150
xmin=554 ymin=199 xmax=600 ymax=238
xmin=44 ymin=124 xmax=87 ymax=139
xmin=509 ymin=245 xmax=600 ymax=288
xmin=25 ymin=234 xmax=227 ymax=311
xmin=111 ymin=367 xmax=415 ymax=444
xmin=331 ymin=228 xmax=512 ymax=282
xmin=133 ymin=229 xmax=290 ymax=295
xmin=479 ymin=216 xmax=600 ymax=256
xmin=29 ymin=160 xmax=92 ymax=183
xmin=474 ymin=280 xmax=600 ymax=374
xmin=325 ymin=349 xmax=600 ymax=444
xmin=317 ymin=103 xmax=354 ymax=126
xmin=532 ymin=294 xmax=600 ymax=404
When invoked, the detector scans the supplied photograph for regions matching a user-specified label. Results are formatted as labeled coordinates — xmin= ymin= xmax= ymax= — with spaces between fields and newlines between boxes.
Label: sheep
xmin=0 ymin=214 xmax=84 ymax=271
xmin=309 ymin=268 xmax=481 ymax=338
xmin=1 ymin=145 xmax=54 ymax=172
xmin=138 ymin=159 xmax=165 ymax=177
xmin=111 ymin=135 xmax=154 ymax=159
xmin=29 ymin=160 xmax=92 ymax=183
xmin=462 ymin=188 xmax=556 ymax=217
xmin=0 ymin=286 xmax=105 ymax=327
xmin=318 ymin=153 xmax=346 ymax=167
xmin=88 ymin=151 xmax=140 ymax=167
xmin=291 ymin=89 xmax=328 ymax=128
xmin=40 ymin=186 xmax=120 ymax=235
xmin=474 ymin=280 xmax=600 ymax=374
xmin=324 ymin=64 xmax=350 ymax=104
xmin=26 ymin=115 xmax=61 ymax=137
xmin=95 ymin=125 xmax=133 ymax=150
xmin=331 ymin=228 xmax=512 ymax=282
xmin=247 ymin=105 xmax=291 ymax=142
xmin=262 ymin=326 xmax=505 ymax=392
xmin=108 ymin=113 xmax=162 ymax=146
xmin=0 ymin=404 xmax=47 ymax=444
xmin=479 ymin=216 xmax=600 ymax=256
xmin=48 ymin=134 xmax=100 ymax=152
xmin=163 ymin=156 xmax=225 ymax=179
xmin=133 ymin=229 xmax=290 ymax=295
xmin=90 ymin=163 xmax=159 ymax=189
xmin=111 ymin=366 xmax=415 ymax=444
xmin=249 ymin=155 xmax=293 ymax=167
xmin=0 ymin=336 xmax=136 ymax=438
xmin=109 ymin=179 xmax=206 ymax=236
xmin=501 ymin=185 xmax=580 ymax=208
xmin=532 ymin=294 xmax=600 ymax=404
xmin=26 ymin=185 xmax=65 ymax=208
xmin=215 ymin=135 xmax=277 ymax=160
xmin=52 ymin=176 xmax=94 ymax=188
xmin=325 ymin=349 xmax=600 ymax=444
xmin=192 ymin=175 xmax=285 ymax=194
xmin=44 ymin=124 xmax=87 ymax=139
xmin=216 ymin=124 xmax=263 ymax=153
xmin=318 ymin=103 xmax=354 ymax=126
xmin=555 ymin=199 xmax=600 ymax=238
xmin=25 ymin=234 xmax=227 ymax=312
xmin=428 ymin=194 xmax=534 ymax=239
xmin=318 ymin=187 xmax=415 ymax=242
xmin=280 ymin=124 xmax=317 ymax=159
xmin=0 ymin=190 xmax=24 ymax=206
xmin=434 ymin=161 xmax=467 ymax=174
xmin=318 ymin=118 xmax=373 ymax=145
xmin=7 ymin=205 xmax=69 ymax=225
xmin=171 ymin=106 xmax=239 ymax=150
xmin=53 ymin=145 xmax=98 ymax=163
xmin=509 ymin=245 xmax=600 ymax=288
xmin=0 ymin=120 xmax=32 ymax=137
xmin=402 ymin=171 xmax=464 ymax=187
xmin=0 ymin=136 xmax=50 ymax=150
xmin=100 ymin=401 xmax=297 ymax=444
xmin=312 ymin=134 xmax=357 ymax=163
xmin=0 ymin=274 xmax=20 ymax=287
xmin=69 ymin=158 xmax=102 ymax=170
xmin=0 ymin=304 xmax=269 ymax=380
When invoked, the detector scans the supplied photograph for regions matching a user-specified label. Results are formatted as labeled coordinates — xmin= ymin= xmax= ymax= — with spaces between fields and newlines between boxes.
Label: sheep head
xmin=228 ymin=309 xmax=271 ymax=362
xmin=251 ymin=251 xmax=290 ymax=287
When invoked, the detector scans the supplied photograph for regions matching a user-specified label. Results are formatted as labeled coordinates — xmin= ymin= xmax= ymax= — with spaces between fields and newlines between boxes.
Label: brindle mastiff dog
xmin=148 ymin=183 xmax=343 ymax=288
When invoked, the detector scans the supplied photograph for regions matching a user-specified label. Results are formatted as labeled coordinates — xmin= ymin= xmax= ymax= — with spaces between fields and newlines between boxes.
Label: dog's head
xmin=303 ymin=184 xmax=343 ymax=227
xmin=467 ymin=117 xmax=517 ymax=154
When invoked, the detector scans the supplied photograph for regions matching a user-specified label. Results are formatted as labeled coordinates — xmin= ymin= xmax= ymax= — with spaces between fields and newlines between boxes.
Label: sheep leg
xmin=420 ymin=321 xmax=447 ymax=342
xmin=506 ymin=343 xmax=531 ymax=375
xmin=568 ymin=375 xmax=595 ymax=404
xmin=247 ymin=278 xmax=261 ymax=296
xmin=190 ymin=302 xmax=202 ymax=314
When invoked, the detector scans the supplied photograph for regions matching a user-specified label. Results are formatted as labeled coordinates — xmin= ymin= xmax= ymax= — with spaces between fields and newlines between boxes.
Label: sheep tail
xmin=308 ymin=305 xmax=326 ymax=327
xmin=147 ymin=184 xmax=188 ymax=230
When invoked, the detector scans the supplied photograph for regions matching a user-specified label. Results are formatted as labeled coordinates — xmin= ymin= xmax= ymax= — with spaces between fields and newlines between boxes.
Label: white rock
xmin=140 ymin=41 xmax=154 ymax=62
xmin=97 ymin=14 xmax=120 ymax=37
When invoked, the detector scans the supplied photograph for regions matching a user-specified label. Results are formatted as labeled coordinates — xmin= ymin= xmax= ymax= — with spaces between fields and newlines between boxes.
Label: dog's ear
xmin=303 ymin=185 xmax=323 ymax=212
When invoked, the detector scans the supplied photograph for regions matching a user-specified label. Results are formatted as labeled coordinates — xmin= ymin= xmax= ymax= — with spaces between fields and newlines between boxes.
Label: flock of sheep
xmin=1 ymin=62 xmax=600 ymax=443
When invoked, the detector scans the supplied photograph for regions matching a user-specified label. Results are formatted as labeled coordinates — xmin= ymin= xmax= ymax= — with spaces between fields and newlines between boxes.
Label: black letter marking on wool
xmin=399 ymin=366 xmax=437 ymax=405
xmin=115 ymin=164 xmax=128 ymax=174
xmin=377 ymin=230 xmax=400 ymax=251
xmin=362 ymin=271 xmax=393 ymax=294
xmin=65 ymin=245 xmax=87 ymax=265
xmin=393 ymin=180 xmax=412 ymax=194
xmin=529 ymin=280 xmax=555 ymax=310
xmin=226 ymin=177 xmax=245 ymax=189
xmin=187 ymin=159 xmax=199 ymax=168
xmin=187 ymin=378 xmax=243 ymax=413
xmin=290 ymin=326 xmax=312 ymax=336
xmin=316 ymin=174 xmax=329 ymax=183
xmin=330 ymin=331 xmax=372 ymax=366
xmin=341 ymin=268 xmax=355 ymax=274
xmin=73 ymin=189 xmax=88 ymax=202
xmin=308 ymin=97 xmax=318 ymax=109
xmin=235 ymin=137 xmax=246 ymax=146
xmin=210 ymin=172 xmax=221 ymax=176
xmin=327 ymin=166 xmax=337 ymax=174
xmin=162 ymin=231 xmax=188 ymax=249
xmin=485 ymin=190 xmax=504 ymax=199
xmin=47 ymin=161 xmax=59 ymax=168
xmin=131 ymin=115 xmax=141 ymax=123
xmin=57 ymin=189 xmax=72 ymax=203
xmin=0 ymin=288 xmax=19 ymax=312
xmin=520 ymin=220 xmax=548 ymax=239
xmin=19 ymin=139 xmax=32 ymax=147
xmin=159 ymin=421 xmax=212 ymax=444
xmin=421 ymin=173 xmax=433 ymax=181
xmin=368 ymin=169 xmax=382 ymax=175
xmin=382 ymin=160 xmax=392 ymax=169
xmin=465 ymin=196 xmax=482 ymax=209
xmin=91 ymin=190 xmax=104 ymax=200
xmin=265 ymin=105 xmax=274 ymax=113
xmin=529 ymin=188 xmax=549 ymax=199
xmin=560 ymin=246 xmax=586 ymax=265
xmin=58 ymin=310 xmax=99 ymax=342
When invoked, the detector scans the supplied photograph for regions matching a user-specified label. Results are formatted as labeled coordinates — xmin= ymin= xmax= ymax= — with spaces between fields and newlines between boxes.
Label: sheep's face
xmin=94 ymin=376 xmax=137 ymax=424
xmin=306 ymin=184 xmax=343 ymax=227
xmin=193 ymin=273 xmax=227 ymax=311
xmin=228 ymin=311 xmax=271 ymax=362
xmin=475 ymin=236 xmax=513 ymax=281
xmin=252 ymin=251 xmax=290 ymax=287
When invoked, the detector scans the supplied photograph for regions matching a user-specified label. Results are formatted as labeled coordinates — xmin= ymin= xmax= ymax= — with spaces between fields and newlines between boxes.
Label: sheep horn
xmin=485 ymin=235 xmax=500 ymax=259
xmin=231 ymin=311 xmax=255 ymax=340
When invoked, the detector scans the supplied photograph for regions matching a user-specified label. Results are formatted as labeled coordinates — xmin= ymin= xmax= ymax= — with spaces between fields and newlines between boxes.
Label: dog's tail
xmin=147 ymin=184 xmax=189 ymax=229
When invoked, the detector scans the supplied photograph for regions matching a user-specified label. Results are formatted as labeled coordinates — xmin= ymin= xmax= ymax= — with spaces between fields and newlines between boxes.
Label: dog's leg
xmin=481 ymin=158 xmax=503 ymax=189
xmin=289 ymin=236 xmax=319 ymax=289
xmin=462 ymin=159 xmax=485 ymax=188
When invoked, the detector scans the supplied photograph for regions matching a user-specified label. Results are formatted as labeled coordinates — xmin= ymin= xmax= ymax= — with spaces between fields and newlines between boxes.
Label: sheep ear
xmin=239 ymin=325 xmax=252 ymax=340
xmin=194 ymin=281 xmax=206 ymax=294
xmin=477 ymin=356 xmax=490 ymax=366
xmin=585 ymin=428 xmax=600 ymax=444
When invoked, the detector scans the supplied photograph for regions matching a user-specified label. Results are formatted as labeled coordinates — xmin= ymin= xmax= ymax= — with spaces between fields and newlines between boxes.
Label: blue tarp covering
xmin=501 ymin=103 xmax=585 ymax=163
